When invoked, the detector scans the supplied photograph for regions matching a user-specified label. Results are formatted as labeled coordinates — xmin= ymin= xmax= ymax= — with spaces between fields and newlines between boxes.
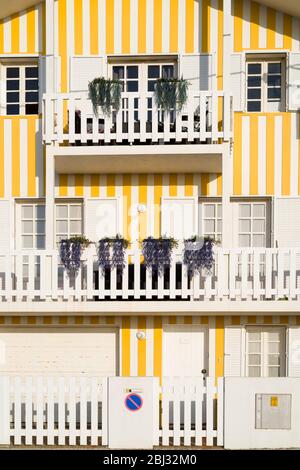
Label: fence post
xmin=0 ymin=376 xmax=10 ymax=445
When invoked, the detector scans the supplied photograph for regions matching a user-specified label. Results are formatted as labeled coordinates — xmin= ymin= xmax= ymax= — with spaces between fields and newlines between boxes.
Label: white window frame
xmin=246 ymin=56 xmax=286 ymax=112
xmin=0 ymin=60 xmax=39 ymax=116
xmin=245 ymin=326 xmax=286 ymax=378
xmin=55 ymin=201 xmax=83 ymax=243
xmin=15 ymin=202 xmax=46 ymax=250
xmin=233 ymin=199 xmax=270 ymax=248
xmin=201 ymin=199 xmax=222 ymax=243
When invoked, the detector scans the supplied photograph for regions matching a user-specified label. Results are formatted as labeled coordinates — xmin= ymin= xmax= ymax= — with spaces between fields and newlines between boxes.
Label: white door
xmin=163 ymin=325 xmax=208 ymax=377
xmin=161 ymin=197 xmax=198 ymax=240
xmin=0 ymin=327 xmax=119 ymax=376
xmin=85 ymin=198 xmax=122 ymax=240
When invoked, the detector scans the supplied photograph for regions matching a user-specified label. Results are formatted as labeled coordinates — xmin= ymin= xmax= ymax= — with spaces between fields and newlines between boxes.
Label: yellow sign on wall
xmin=270 ymin=396 xmax=278 ymax=407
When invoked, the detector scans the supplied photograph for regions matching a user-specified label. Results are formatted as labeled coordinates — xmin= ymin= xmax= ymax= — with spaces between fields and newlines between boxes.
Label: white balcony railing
xmin=0 ymin=247 xmax=299 ymax=303
xmin=43 ymin=91 xmax=233 ymax=145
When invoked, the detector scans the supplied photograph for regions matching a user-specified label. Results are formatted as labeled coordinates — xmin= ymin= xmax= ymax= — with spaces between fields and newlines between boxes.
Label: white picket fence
xmin=0 ymin=247 xmax=299 ymax=302
xmin=0 ymin=376 xmax=223 ymax=447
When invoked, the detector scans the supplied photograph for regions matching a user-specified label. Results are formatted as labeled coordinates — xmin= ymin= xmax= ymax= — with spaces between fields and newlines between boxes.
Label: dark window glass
xmin=248 ymin=88 xmax=261 ymax=99
xmin=248 ymin=63 xmax=261 ymax=75
xmin=7 ymin=92 xmax=19 ymax=103
xmin=127 ymin=66 xmax=138 ymax=79
xmin=26 ymin=92 xmax=38 ymax=103
xmin=162 ymin=65 xmax=174 ymax=78
xmin=248 ymin=76 xmax=261 ymax=87
xmin=247 ymin=101 xmax=261 ymax=112
xmin=26 ymin=79 xmax=38 ymax=90
xmin=148 ymin=65 xmax=160 ymax=79
xmin=127 ymin=81 xmax=138 ymax=92
xmin=7 ymin=104 xmax=20 ymax=115
xmin=267 ymin=75 xmax=281 ymax=87
xmin=112 ymin=66 xmax=124 ymax=80
xmin=268 ymin=88 xmax=281 ymax=100
xmin=25 ymin=67 xmax=38 ymax=78
xmin=7 ymin=80 xmax=19 ymax=90
xmin=26 ymin=103 xmax=39 ymax=115
xmin=148 ymin=80 xmax=156 ymax=92
xmin=268 ymin=63 xmax=281 ymax=74
xmin=7 ymin=67 xmax=19 ymax=78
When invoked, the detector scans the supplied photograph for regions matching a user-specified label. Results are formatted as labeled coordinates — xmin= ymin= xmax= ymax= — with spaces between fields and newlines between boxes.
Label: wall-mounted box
xmin=255 ymin=394 xmax=291 ymax=430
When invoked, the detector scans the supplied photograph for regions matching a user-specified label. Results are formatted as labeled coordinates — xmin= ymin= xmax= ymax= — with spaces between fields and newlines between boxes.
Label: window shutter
xmin=0 ymin=201 xmax=11 ymax=252
xmin=84 ymin=198 xmax=121 ymax=241
xmin=230 ymin=53 xmax=246 ymax=112
xmin=224 ymin=326 xmax=244 ymax=376
xmin=179 ymin=54 xmax=216 ymax=90
xmin=288 ymin=327 xmax=300 ymax=377
xmin=70 ymin=57 xmax=104 ymax=92
xmin=275 ymin=198 xmax=300 ymax=248
xmin=287 ymin=52 xmax=300 ymax=111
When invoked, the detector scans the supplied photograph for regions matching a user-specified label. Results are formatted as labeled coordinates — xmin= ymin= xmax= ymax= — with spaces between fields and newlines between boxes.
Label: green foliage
xmin=154 ymin=78 xmax=189 ymax=113
xmin=65 ymin=235 xmax=93 ymax=248
xmin=88 ymin=77 xmax=122 ymax=116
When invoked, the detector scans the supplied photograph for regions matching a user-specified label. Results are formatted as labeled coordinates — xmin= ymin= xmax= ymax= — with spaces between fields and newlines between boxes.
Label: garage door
xmin=0 ymin=327 xmax=118 ymax=376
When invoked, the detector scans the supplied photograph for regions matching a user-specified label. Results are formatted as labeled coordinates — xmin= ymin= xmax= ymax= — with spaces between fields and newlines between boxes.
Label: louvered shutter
xmin=70 ymin=57 xmax=105 ymax=92
xmin=84 ymin=198 xmax=121 ymax=241
xmin=275 ymin=198 xmax=300 ymax=248
xmin=179 ymin=54 xmax=216 ymax=90
xmin=287 ymin=52 xmax=300 ymax=111
xmin=288 ymin=327 xmax=300 ymax=377
xmin=230 ymin=53 xmax=246 ymax=111
xmin=0 ymin=201 xmax=11 ymax=252
xmin=224 ymin=326 xmax=244 ymax=376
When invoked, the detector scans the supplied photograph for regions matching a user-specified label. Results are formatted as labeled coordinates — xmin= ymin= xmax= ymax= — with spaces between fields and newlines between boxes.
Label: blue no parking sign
xmin=125 ymin=393 xmax=143 ymax=412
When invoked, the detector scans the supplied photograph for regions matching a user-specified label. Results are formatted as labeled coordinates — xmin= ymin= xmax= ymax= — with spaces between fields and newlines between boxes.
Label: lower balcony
xmin=0 ymin=248 xmax=299 ymax=308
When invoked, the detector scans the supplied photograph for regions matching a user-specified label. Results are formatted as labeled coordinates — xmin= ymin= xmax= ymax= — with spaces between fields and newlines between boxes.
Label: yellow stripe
xmin=296 ymin=317 xmax=300 ymax=326
xmin=169 ymin=174 xmax=177 ymax=196
xmin=217 ymin=174 xmax=222 ymax=195
xmin=266 ymin=115 xmax=275 ymax=195
xmin=201 ymin=174 xmax=210 ymax=196
xmin=0 ymin=120 xmax=4 ymax=197
xmin=250 ymin=1 xmax=259 ymax=50
xmin=283 ymin=14 xmax=293 ymax=50
xmin=215 ymin=317 xmax=224 ymax=378
xmin=0 ymin=20 xmax=3 ymax=53
xmin=58 ymin=0 xmax=67 ymax=92
xmin=233 ymin=114 xmax=242 ymax=195
xmin=169 ymin=0 xmax=178 ymax=53
xmin=234 ymin=0 xmax=243 ymax=52
xmin=154 ymin=174 xmax=162 ymax=237
xmin=201 ymin=316 xmax=208 ymax=325
xmin=91 ymin=174 xmax=100 ymax=197
xmin=27 ymin=316 xmax=36 ymax=325
xmin=122 ymin=0 xmax=130 ymax=54
xmin=138 ymin=0 xmax=147 ymax=53
xmin=0 ymin=317 xmax=5 ymax=325
xmin=106 ymin=0 xmax=114 ymax=54
xmin=139 ymin=174 xmax=147 ymax=241
xmin=138 ymin=316 xmax=146 ymax=376
xmin=232 ymin=316 xmax=241 ymax=326
xmin=202 ymin=0 xmax=210 ymax=53
xmin=43 ymin=316 xmax=52 ymax=325
xmin=59 ymin=316 xmax=68 ymax=324
xmin=74 ymin=0 xmax=83 ymax=55
xmin=282 ymin=113 xmax=291 ymax=196
xmin=90 ymin=0 xmax=99 ymax=54
xmin=185 ymin=174 xmax=193 ymax=197
xmin=184 ymin=316 xmax=193 ymax=324
xmin=90 ymin=316 xmax=99 ymax=324
xmin=122 ymin=317 xmax=131 ymax=375
xmin=250 ymin=115 xmax=258 ymax=195
xmin=27 ymin=7 xmax=36 ymax=53
xmin=107 ymin=174 xmax=115 ymax=197
xmin=264 ymin=316 xmax=272 ymax=324
xmin=12 ymin=119 xmax=20 ymax=197
xmin=123 ymin=175 xmax=131 ymax=240
xmin=185 ymin=0 xmax=194 ymax=53
xmin=280 ymin=316 xmax=288 ymax=324
xmin=12 ymin=316 xmax=21 ymax=325
xmin=248 ymin=315 xmax=256 ymax=324
xmin=153 ymin=317 xmax=162 ymax=381
xmin=106 ymin=316 xmax=115 ymax=325
xmin=266 ymin=8 xmax=276 ymax=49
xmin=217 ymin=0 xmax=223 ymax=90
xmin=27 ymin=117 xmax=36 ymax=197
xmin=75 ymin=175 xmax=84 ymax=196
xmin=11 ymin=14 xmax=20 ymax=53
xmin=153 ymin=0 xmax=162 ymax=53
xmin=75 ymin=316 xmax=83 ymax=325
xmin=169 ymin=316 xmax=177 ymax=324
xmin=59 ymin=174 xmax=68 ymax=196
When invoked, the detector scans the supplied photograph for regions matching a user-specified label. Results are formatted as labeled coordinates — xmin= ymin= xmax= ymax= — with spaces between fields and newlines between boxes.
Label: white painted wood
xmin=224 ymin=326 xmax=244 ymax=377
xmin=69 ymin=57 xmax=104 ymax=92
xmin=0 ymin=376 xmax=10 ymax=444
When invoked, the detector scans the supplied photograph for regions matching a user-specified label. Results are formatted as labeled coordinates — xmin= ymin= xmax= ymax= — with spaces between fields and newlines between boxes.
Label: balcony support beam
xmin=45 ymin=145 xmax=55 ymax=250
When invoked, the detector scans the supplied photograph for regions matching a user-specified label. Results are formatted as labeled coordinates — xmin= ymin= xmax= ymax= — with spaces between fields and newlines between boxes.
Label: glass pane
xmin=127 ymin=66 xmax=138 ymax=79
xmin=248 ymin=331 xmax=261 ymax=341
xmin=70 ymin=220 xmax=82 ymax=234
xmin=268 ymin=62 xmax=281 ymax=74
xmin=248 ymin=76 xmax=261 ymax=87
xmin=56 ymin=205 xmax=68 ymax=218
xmin=239 ymin=219 xmax=251 ymax=233
xmin=239 ymin=234 xmax=251 ymax=247
xmin=7 ymin=67 xmax=19 ymax=78
xmin=148 ymin=65 xmax=160 ymax=79
xmin=217 ymin=220 xmax=222 ymax=232
xmin=7 ymin=80 xmax=19 ymax=90
xmin=247 ymin=101 xmax=261 ymax=112
xmin=268 ymin=88 xmax=281 ymax=100
xmin=36 ymin=220 xmax=45 ymax=234
xmin=36 ymin=235 xmax=45 ymax=249
xmin=26 ymin=79 xmax=39 ymax=90
xmin=268 ymin=331 xmax=281 ymax=341
xmin=248 ymin=63 xmax=261 ymax=74
xmin=7 ymin=92 xmax=19 ymax=103
xmin=248 ymin=342 xmax=261 ymax=353
xmin=25 ymin=67 xmax=38 ymax=78
xmin=204 ymin=204 xmax=215 ymax=217
xmin=36 ymin=205 xmax=45 ymax=219
xmin=248 ymin=366 xmax=260 ymax=377
xmin=25 ymin=92 xmax=38 ymax=103
xmin=22 ymin=235 xmax=33 ymax=248
xmin=22 ymin=220 xmax=33 ymax=234
xmin=253 ymin=204 xmax=265 ymax=217
xmin=253 ymin=234 xmax=265 ymax=247
xmin=69 ymin=205 xmax=82 ymax=218
xmin=268 ymin=355 xmax=280 ymax=366
xmin=247 ymin=88 xmax=261 ymax=99
xmin=205 ymin=220 xmax=215 ymax=233
xmin=25 ymin=103 xmax=39 ymax=114
xmin=248 ymin=354 xmax=261 ymax=365
xmin=268 ymin=367 xmax=280 ymax=377
xmin=57 ymin=220 xmax=68 ymax=233
xmin=217 ymin=205 xmax=222 ymax=217
xmin=127 ymin=81 xmax=138 ymax=92
xmin=253 ymin=219 xmax=265 ymax=232
xmin=239 ymin=204 xmax=251 ymax=217
xmin=162 ymin=65 xmax=174 ymax=78
xmin=112 ymin=66 xmax=124 ymax=80
xmin=148 ymin=80 xmax=156 ymax=92
xmin=22 ymin=206 xmax=33 ymax=218
xmin=7 ymin=104 xmax=20 ymax=115
xmin=267 ymin=75 xmax=281 ymax=87
xmin=269 ymin=342 xmax=280 ymax=353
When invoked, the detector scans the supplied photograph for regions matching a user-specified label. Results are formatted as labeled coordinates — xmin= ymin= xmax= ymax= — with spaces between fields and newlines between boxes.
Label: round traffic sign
xmin=124 ymin=393 xmax=143 ymax=412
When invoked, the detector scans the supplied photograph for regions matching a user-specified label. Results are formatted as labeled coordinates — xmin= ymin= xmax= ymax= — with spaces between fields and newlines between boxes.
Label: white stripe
xmin=259 ymin=5 xmax=267 ymax=49
xmin=209 ymin=174 xmax=218 ymax=197
xmin=242 ymin=0 xmax=250 ymax=50
xmin=98 ymin=0 xmax=106 ymax=55
xmin=4 ymin=120 xmax=12 ymax=198
xmin=130 ymin=316 xmax=138 ymax=376
xmin=4 ymin=17 xmax=11 ymax=53
xmin=54 ymin=0 xmax=59 ymax=56
xmin=210 ymin=0 xmax=218 ymax=54
xmin=177 ymin=174 xmax=185 ymax=197
xmin=290 ymin=113 xmax=298 ymax=196
xmin=131 ymin=174 xmax=139 ymax=243
xmin=274 ymin=116 xmax=283 ymax=196
xmin=192 ymin=174 xmax=198 ymax=197
xmin=68 ymin=175 xmax=75 ymax=197
xmin=115 ymin=174 xmax=123 ymax=199
xmin=147 ymin=174 xmax=154 ymax=237
xmin=161 ymin=0 xmax=170 ymax=53
xmin=194 ymin=0 xmax=201 ymax=53
xmin=36 ymin=119 xmax=43 ymax=197
xmin=275 ymin=12 xmax=284 ymax=49
xmin=242 ymin=116 xmax=250 ymax=196
xmin=258 ymin=116 xmax=266 ymax=196
xmin=99 ymin=175 xmax=106 ymax=197
xmin=162 ymin=174 xmax=168 ymax=197
xmin=67 ymin=0 xmax=74 ymax=57
xmin=146 ymin=0 xmax=154 ymax=53
xmin=83 ymin=175 xmax=89 ymax=197
xmin=20 ymin=120 xmax=28 ymax=197
xmin=178 ymin=0 xmax=185 ymax=54
xmin=194 ymin=173 xmax=202 ymax=197
xmin=146 ymin=317 xmax=154 ymax=376
xmin=292 ymin=17 xmax=300 ymax=52
xmin=114 ymin=0 xmax=122 ymax=54
xmin=208 ymin=316 xmax=215 ymax=377
xmin=19 ymin=11 xmax=27 ymax=53
xmin=130 ymin=0 xmax=138 ymax=54
xmin=82 ymin=0 xmax=90 ymax=55
xmin=37 ymin=4 xmax=43 ymax=53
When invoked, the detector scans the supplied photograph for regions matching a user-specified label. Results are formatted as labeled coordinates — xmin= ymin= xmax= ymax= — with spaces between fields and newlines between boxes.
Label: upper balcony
xmin=43 ymin=90 xmax=233 ymax=149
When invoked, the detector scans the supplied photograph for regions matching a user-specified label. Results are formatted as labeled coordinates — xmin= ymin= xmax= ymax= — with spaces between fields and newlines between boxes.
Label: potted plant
xmin=183 ymin=236 xmax=216 ymax=277
xmin=59 ymin=236 xmax=92 ymax=276
xmin=141 ymin=236 xmax=178 ymax=276
xmin=154 ymin=77 xmax=189 ymax=113
xmin=97 ymin=235 xmax=129 ymax=275
xmin=88 ymin=77 xmax=122 ymax=116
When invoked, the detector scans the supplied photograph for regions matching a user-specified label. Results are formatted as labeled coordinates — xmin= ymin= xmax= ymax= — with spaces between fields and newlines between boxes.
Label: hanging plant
xmin=183 ymin=236 xmax=216 ymax=277
xmin=142 ymin=237 xmax=178 ymax=276
xmin=154 ymin=78 xmax=189 ymax=113
xmin=97 ymin=235 xmax=129 ymax=274
xmin=59 ymin=236 xmax=92 ymax=276
xmin=88 ymin=77 xmax=122 ymax=116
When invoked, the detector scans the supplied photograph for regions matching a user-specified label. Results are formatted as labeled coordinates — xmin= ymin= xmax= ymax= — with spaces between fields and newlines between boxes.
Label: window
xmin=4 ymin=63 xmax=39 ymax=115
xmin=246 ymin=58 xmax=285 ymax=112
xmin=147 ymin=64 xmax=175 ymax=91
xmin=246 ymin=327 xmax=286 ymax=377
xmin=238 ymin=202 xmax=267 ymax=247
xmin=202 ymin=202 xmax=222 ymax=242
xmin=56 ymin=203 xmax=83 ymax=243
xmin=112 ymin=65 xmax=139 ymax=92
xmin=20 ymin=204 xmax=45 ymax=249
